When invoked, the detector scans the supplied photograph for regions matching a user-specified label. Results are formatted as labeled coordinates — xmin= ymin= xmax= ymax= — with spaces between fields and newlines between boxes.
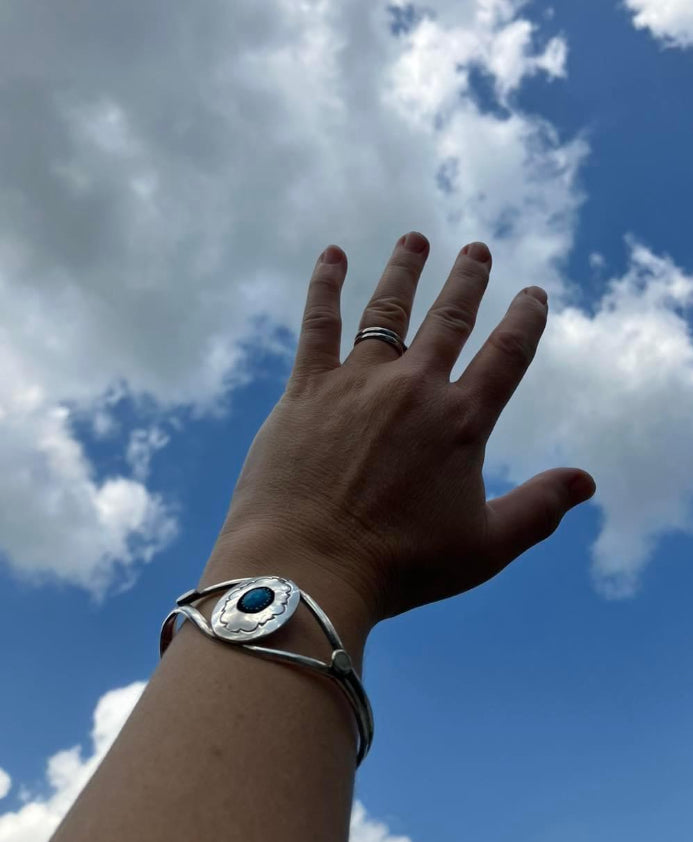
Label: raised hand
xmin=220 ymin=233 xmax=596 ymax=625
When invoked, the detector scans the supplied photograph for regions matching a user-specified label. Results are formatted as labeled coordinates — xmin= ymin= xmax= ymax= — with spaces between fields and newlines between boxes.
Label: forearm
xmin=51 ymin=528 xmax=374 ymax=842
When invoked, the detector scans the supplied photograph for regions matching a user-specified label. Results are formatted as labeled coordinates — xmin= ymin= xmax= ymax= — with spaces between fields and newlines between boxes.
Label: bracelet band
xmin=159 ymin=575 xmax=374 ymax=767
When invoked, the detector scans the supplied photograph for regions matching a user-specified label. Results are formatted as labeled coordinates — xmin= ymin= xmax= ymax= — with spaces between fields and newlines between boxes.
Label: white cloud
xmin=126 ymin=426 xmax=170 ymax=481
xmin=623 ymin=0 xmax=693 ymax=48
xmin=0 ymin=391 xmax=177 ymax=595
xmin=0 ymin=682 xmax=145 ymax=842
xmin=0 ymin=0 xmax=690 ymax=600
xmin=385 ymin=0 xmax=567 ymax=107
xmin=0 ymin=0 xmax=585 ymax=594
xmin=0 ymin=681 xmax=408 ymax=842
xmin=482 ymin=237 xmax=693 ymax=597
xmin=350 ymin=801 xmax=414 ymax=842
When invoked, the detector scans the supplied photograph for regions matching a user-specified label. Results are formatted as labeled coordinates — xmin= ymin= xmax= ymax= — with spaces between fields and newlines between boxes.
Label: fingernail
xmin=525 ymin=286 xmax=548 ymax=305
xmin=402 ymin=231 xmax=428 ymax=253
xmin=462 ymin=241 xmax=491 ymax=265
xmin=321 ymin=245 xmax=343 ymax=264
xmin=568 ymin=473 xmax=596 ymax=504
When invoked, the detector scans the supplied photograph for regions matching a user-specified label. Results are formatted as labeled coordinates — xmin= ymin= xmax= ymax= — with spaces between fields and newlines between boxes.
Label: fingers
xmin=292 ymin=245 xmax=348 ymax=378
xmin=454 ymin=285 xmax=549 ymax=442
xmin=406 ymin=242 xmax=492 ymax=375
xmin=348 ymin=231 xmax=430 ymax=365
xmin=481 ymin=468 xmax=597 ymax=574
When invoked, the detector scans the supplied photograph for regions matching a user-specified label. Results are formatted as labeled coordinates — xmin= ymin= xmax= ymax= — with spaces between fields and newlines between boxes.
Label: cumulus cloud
xmin=623 ymin=0 xmax=693 ymax=48
xmin=482 ymin=237 xmax=693 ymax=597
xmin=126 ymin=426 xmax=170 ymax=481
xmin=0 ymin=682 xmax=146 ymax=842
xmin=350 ymin=801 xmax=414 ymax=842
xmin=0 ymin=681 xmax=408 ymax=842
xmin=386 ymin=0 xmax=567 ymax=106
xmin=0 ymin=0 xmax=691 ymax=599
xmin=0 ymin=0 xmax=584 ymax=594
xmin=0 ymin=771 xmax=10 ymax=801
xmin=0 ymin=395 xmax=177 ymax=594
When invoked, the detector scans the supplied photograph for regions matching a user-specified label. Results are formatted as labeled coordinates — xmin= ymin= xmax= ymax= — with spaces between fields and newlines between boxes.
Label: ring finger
xmin=348 ymin=231 xmax=430 ymax=365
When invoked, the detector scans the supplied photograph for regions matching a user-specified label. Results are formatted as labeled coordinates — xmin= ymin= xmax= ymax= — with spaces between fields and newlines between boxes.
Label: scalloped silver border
xmin=210 ymin=576 xmax=301 ymax=642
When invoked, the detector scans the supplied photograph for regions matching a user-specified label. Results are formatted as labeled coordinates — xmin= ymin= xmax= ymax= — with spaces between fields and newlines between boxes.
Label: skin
xmin=51 ymin=233 xmax=596 ymax=842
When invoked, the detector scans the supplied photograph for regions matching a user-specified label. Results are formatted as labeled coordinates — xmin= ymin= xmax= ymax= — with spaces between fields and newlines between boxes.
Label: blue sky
xmin=1 ymin=1 xmax=693 ymax=839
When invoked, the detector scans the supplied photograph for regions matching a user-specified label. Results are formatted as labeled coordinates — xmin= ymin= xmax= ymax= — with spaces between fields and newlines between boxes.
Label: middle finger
xmin=349 ymin=231 xmax=430 ymax=365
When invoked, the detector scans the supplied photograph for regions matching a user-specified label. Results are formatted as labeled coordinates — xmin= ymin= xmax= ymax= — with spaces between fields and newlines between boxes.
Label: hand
xmin=219 ymin=232 xmax=596 ymax=626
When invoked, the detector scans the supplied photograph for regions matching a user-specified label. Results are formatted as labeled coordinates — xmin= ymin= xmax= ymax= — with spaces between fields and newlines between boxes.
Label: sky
xmin=1 ymin=0 xmax=693 ymax=839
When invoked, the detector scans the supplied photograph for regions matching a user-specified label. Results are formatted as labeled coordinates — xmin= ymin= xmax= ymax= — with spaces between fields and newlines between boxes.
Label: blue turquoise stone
xmin=237 ymin=586 xmax=275 ymax=614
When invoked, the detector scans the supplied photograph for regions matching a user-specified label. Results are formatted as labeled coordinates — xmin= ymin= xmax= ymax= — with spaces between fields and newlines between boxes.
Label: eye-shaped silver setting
xmin=210 ymin=576 xmax=300 ymax=642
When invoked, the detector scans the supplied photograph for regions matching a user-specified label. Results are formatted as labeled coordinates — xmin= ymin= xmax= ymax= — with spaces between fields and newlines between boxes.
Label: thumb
xmin=483 ymin=468 xmax=596 ymax=571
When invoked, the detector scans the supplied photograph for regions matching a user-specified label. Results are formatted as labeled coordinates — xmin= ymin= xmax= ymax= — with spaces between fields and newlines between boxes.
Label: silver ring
xmin=354 ymin=326 xmax=407 ymax=357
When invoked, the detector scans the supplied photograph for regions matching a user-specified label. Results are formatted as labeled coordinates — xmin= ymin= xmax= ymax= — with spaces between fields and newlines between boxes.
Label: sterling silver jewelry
xmin=354 ymin=326 xmax=407 ymax=356
xmin=160 ymin=576 xmax=374 ymax=766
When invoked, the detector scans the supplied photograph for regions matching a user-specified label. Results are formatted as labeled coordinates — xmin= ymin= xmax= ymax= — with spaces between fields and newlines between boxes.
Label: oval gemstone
xmin=237 ymin=586 xmax=275 ymax=614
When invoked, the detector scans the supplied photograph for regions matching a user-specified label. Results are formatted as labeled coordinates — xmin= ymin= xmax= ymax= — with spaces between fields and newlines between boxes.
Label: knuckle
xmin=489 ymin=328 xmax=534 ymax=367
xmin=375 ymin=366 xmax=424 ymax=411
xmin=302 ymin=306 xmax=340 ymax=332
xmin=384 ymin=366 xmax=417 ymax=396
xmin=310 ymin=276 xmax=342 ymax=295
xmin=452 ymin=401 xmax=484 ymax=445
xmin=365 ymin=295 xmax=409 ymax=328
xmin=431 ymin=302 xmax=476 ymax=338
xmin=539 ymin=497 xmax=563 ymax=537
xmin=443 ymin=386 xmax=483 ymax=444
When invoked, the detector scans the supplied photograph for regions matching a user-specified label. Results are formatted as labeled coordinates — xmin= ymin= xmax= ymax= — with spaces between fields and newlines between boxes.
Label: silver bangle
xmin=159 ymin=575 xmax=374 ymax=767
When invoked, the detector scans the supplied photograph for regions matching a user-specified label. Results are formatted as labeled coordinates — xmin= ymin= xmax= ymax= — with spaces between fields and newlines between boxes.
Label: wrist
xmin=198 ymin=524 xmax=376 ymax=661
